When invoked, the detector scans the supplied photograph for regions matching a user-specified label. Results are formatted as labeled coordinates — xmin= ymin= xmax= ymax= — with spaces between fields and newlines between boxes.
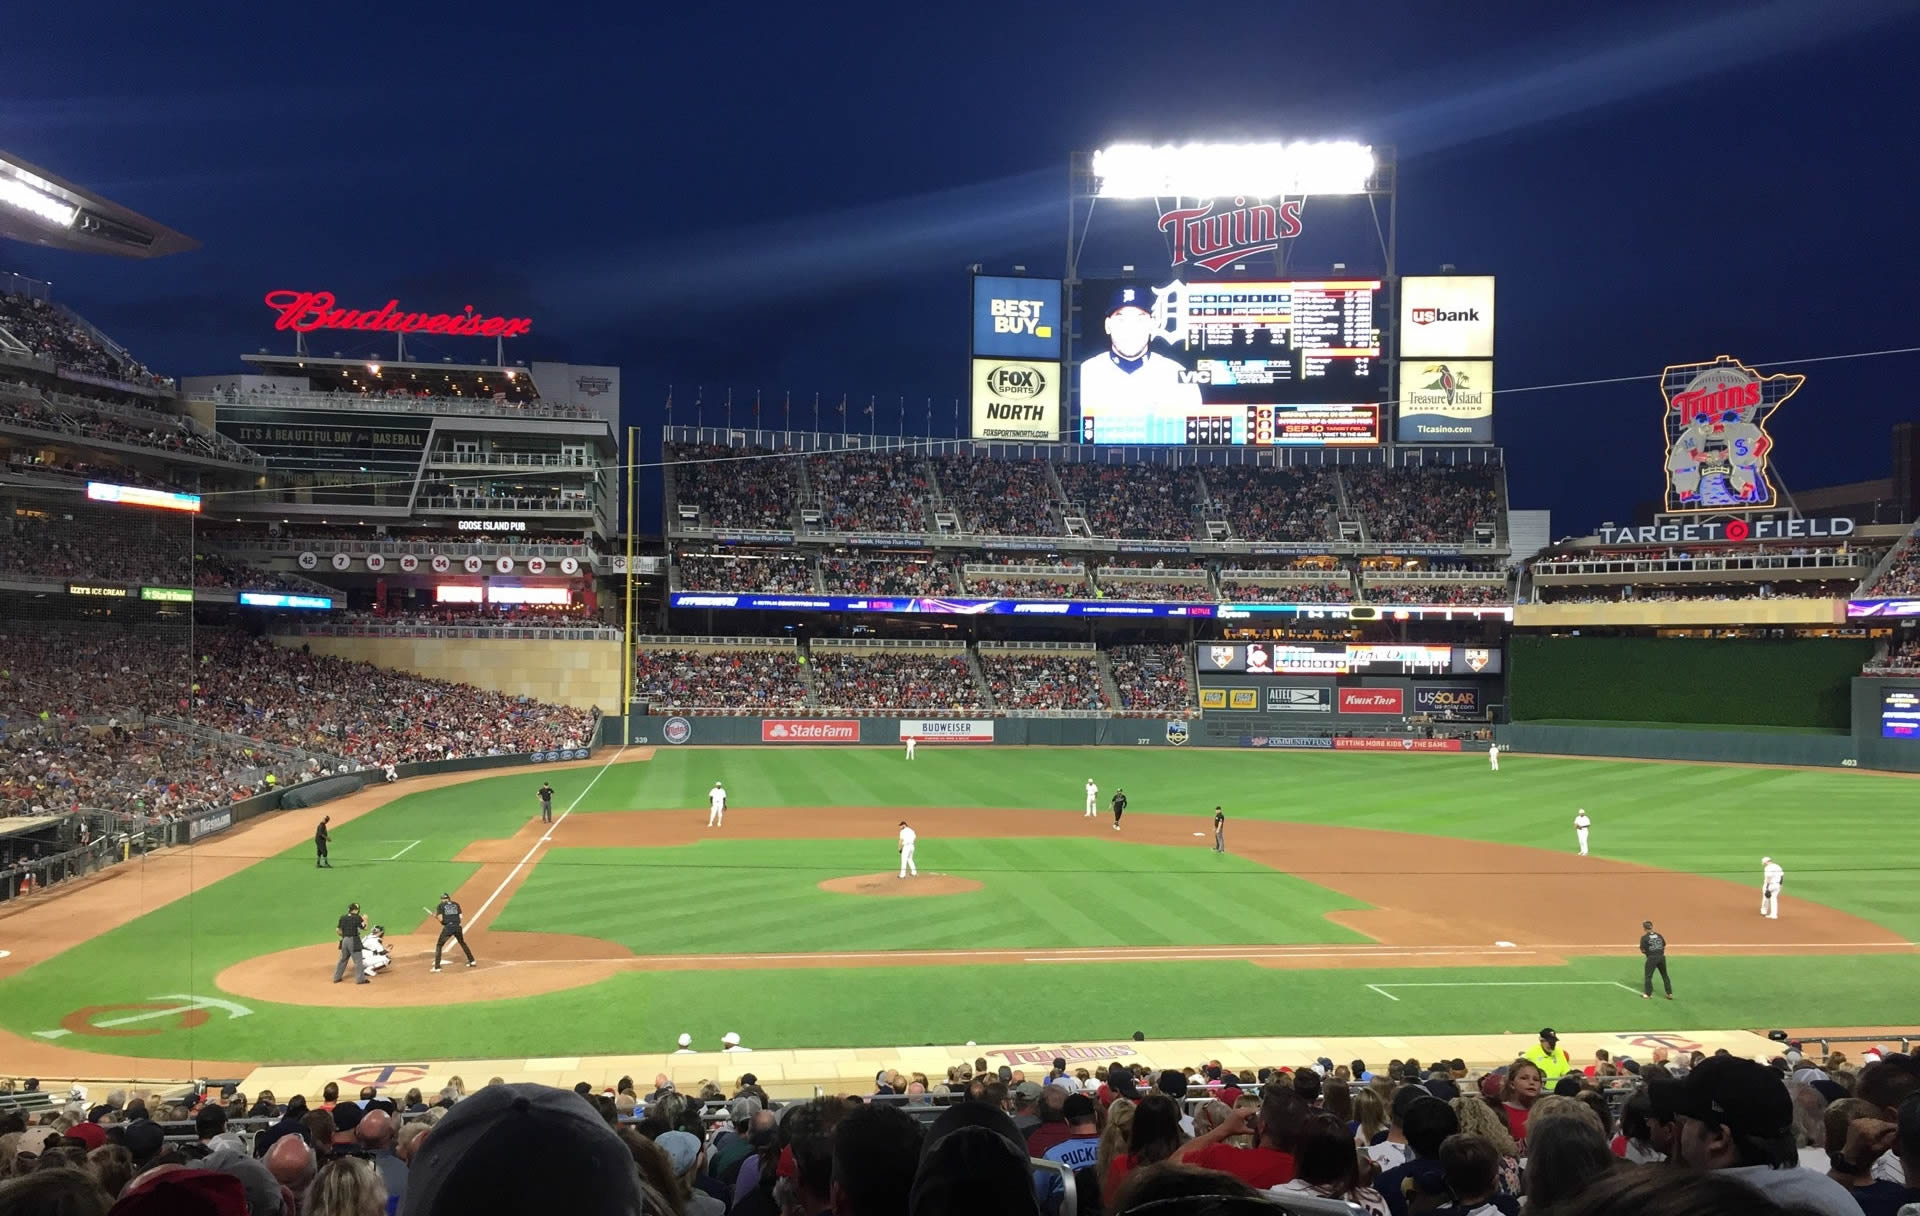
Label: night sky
xmin=3 ymin=0 xmax=1917 ymax=535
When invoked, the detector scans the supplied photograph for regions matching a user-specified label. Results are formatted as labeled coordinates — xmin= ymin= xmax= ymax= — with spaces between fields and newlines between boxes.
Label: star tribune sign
xmin=1661 ymin=355 xmax=1805 ymax=513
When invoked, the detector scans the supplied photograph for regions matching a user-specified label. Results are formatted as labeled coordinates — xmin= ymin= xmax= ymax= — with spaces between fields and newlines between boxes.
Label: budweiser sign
xmin=264 ymin=290 xmax=533 ymax=338
xmin=1158 ymin=197 xmax=1303 ymax=272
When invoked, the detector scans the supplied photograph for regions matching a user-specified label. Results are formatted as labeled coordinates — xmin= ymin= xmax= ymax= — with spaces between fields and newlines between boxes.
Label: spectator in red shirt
xmin=1500 ymin=1061 xmax=1547 ymax=1147
xmin=1177 ymin=1083 xmax=1309 ymax=1190
xmin=1101 ymin=1094 xmax=1189 ymax=1206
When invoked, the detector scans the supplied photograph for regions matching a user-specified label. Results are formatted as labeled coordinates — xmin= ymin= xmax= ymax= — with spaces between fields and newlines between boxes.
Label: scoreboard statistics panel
xmin=1078 ymin=278 xmax=1386 ymax=445
xmin=1196 ymin=642 xmax=1502 ymax=676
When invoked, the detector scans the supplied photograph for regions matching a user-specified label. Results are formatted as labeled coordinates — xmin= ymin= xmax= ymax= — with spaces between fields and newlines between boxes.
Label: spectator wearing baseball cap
xmin=831 ymin=1103 xmax=922 ymax=1216
xmin=1522 ymin=1029 xmax=1573 ymax=1082
xmin=912 ymin=1102 xmax=1038 ymax=1216
xmin=657 ymin=1129 xmax=723 ymax=1216
xmin=1034 ymin=1093 xmax=1100 ymax=1215
xmin=400 ymin=1083 xmax=646 ymax=1216
xmin=1155 ymin=1071 xmax=1195 ymax=1136
xmin=1672 ymin=1056 xmax=1858 ymax=1216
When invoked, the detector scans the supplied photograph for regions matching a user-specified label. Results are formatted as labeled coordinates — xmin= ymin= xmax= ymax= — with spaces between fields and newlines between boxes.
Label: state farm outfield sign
xmin=897 ymin=720 xmax=996 ymax=743
xmin=761 ymin=720 xmax=859 ymax=743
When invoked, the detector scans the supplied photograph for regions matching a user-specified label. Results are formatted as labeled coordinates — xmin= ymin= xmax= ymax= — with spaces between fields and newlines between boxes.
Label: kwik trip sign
xmin=264 ymin=290 xmax=532 ymax=338
xmin=1091 ymin=142 xmax=1376 ymax=273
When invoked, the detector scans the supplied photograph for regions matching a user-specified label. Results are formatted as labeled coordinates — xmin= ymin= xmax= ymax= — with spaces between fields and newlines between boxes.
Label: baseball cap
xmin=1673 ymin=1056 xmax=1792 ymax=1139
xmin=1062 ymin=1094 xmax=1096 ymax=1122
xmin=112 ymin=1168 xmax=248 ymax=1216
xmin=1106 ymin=285 xmax=1153 ymax=316
xmin=1539 ymin=1028 xmax=1558 ymax=1044
xmin=403 ymin=1083 xmax=643 ymax=1216
xmin=1156 ymin=1070 xmax=1189 ymax=1099
xmin=722 ymin=1032 xmax=741 ymax=1047
xmin=203 ymin=1147 xmax=283 ymax=1216
xmin=915 ymin=1105 xmax=1038 ymax=1216
xmin=656 ymin=1129 xmax=702 ymax=1175
xmin=1013 ymin=1081 xmax=1043 ymax=1103
xmin=676 ymin=1033 xmax=692 ymax=1048
xmin=921 ymin=1102 xmax=1026 ymax=1160
xmin=729 ymin=1096 xmax=763 ymax=1123
xmin=17 ymin=1126 xmax=60 ymax=1154
xmin=66 ymin=1121 xmax=106 ymax=1151
xmin=122 ymin=1117 xmax=166 ymax=1163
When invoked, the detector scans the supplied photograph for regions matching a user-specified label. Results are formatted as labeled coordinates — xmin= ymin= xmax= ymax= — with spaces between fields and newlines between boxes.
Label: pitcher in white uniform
xmin=707 ymin=782 xmax=727 ymax=828
xmin=1761 ymin=856 xmax=1784 ymax=918
xmin=1574 ymin=809 xmax=1591 ymax=856
xmin=905 ymin=736 xmax=916 ymax=760
xmin=1489 ymin=743 xmax=1500 ymax=772
xmin=1084 ymin=778 xmax=1098 ymax=817
xmin=898 ymin=821 xmax=917 ymax=878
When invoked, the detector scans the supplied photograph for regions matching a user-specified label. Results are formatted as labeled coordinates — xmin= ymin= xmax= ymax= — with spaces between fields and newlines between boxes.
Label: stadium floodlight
xmin=0 ymin=171 xmax=78 ymax=227
xmin=1091 ymin=141 xmax=1376 ymax=198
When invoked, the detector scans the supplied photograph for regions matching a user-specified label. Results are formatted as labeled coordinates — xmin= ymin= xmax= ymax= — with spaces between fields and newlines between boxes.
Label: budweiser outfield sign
xmin=761 ymin=720 xmax=859 ymax=743
xmin=1339 ymin=688 xmax=1405 ymax=715
xmin=897 ymin=720 xmax=996 ymax=743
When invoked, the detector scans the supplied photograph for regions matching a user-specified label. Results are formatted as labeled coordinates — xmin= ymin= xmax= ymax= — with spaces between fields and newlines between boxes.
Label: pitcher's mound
xmin=818 ymin=873 xmax=982 ymax=897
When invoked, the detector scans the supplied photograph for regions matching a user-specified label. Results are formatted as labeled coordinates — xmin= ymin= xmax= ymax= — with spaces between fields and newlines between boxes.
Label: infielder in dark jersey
xmin=433 ymin=892 xmax=475 ymax=971
xmin=1213 ymin=807 xmax=1226 ymax=854
xmin=1639 ymin=919 xmax=1673 ymax=999
xmin=538 ymin=782 xmax=555 ymax=825
xmin=1110 ymin=789 xmax=1127 ymax=830
xmin=314 ymin=817 xmax=331 ymax=868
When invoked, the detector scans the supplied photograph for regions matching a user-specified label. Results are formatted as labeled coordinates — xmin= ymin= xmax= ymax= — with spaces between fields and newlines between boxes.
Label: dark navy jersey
xmin=1640 ymin=932 xmax=1667 ymax=957
xmin=438 ymin=899 xmax=463 ymax=927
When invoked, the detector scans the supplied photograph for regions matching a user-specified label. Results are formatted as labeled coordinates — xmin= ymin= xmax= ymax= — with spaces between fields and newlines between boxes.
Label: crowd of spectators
xmin=0 ymin=393 xmax=239 ymax=464
xmin=1106 ymin=644 xmax=1194 ymax=714
xmin=808 ymin=650 xmax=984 ymax=713
xmin=806 ymin=451 xmax=931 ymax=533
xmin=670 ymin=445 xmax=798 ymax=530
xmin=967 ymin=577 xmax=1090 ymax=600
xmin=1058 ymin=463 xmax=1202 ymax=540
xmin=632 ymin=648 xmax=809 ymax=711
xmin=819 ymin=556 xmax=954 ymax=597
xmin=980 ymin=652 xmax=1109 ymax=711
xmin=1095 ymin=576 xmax=1215 ymax=602
xmin=676 ymin=550 xmax=817 ymax=594
xmin=1866 ymin=542 xmax=1920 ymax=597
xmin=1218 ymin=579 xmax=1356 ymax=604
xmin=1534 ymin=581 xmax=1858 ymax=604
xmin=0 ymin=291 xmax=168 ymax=386
xmin=0 ymin=512 xmax=311 ymax=591
xmin=934 ymin=457 xmax=1061 ymax=536
xmin=1203 ymin=467 xmax=1340 ymax=542
xmin=0 ymin=717 xmax=298 ymax=821
xmin=1347 ymin=465 xmax=1501 ymax=544
xmin=1363 ymin=581 xmax=1510 ymax=606
xmin=8 ymin=1033 xmax=1901 ymax=1216
xmin=1865 ymin=636 xmax=1920 ymax=675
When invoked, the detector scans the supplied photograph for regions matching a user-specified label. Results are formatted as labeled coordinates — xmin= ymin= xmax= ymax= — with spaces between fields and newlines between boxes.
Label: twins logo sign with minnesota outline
xmin=1661 ymin=354 xmax=1804 ymax=512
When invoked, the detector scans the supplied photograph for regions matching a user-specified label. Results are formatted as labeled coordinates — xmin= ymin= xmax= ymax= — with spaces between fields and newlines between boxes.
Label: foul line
xmin=1368 ymin=980 xmax=1642 ymax=1003
xmin=471 ymin=746 xmax=626 ymax=926
xmin=386 ymin=840 xmax=421 ymax=861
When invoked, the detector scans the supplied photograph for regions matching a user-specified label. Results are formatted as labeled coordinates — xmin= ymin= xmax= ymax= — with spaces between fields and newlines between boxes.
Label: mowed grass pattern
xmin=493 ymin=838 xmax=1370 ymax=953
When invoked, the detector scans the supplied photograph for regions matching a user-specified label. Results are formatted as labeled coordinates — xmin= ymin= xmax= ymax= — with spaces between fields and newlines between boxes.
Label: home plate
xmin=1495 ymin=941 xmax=1516 ymax=948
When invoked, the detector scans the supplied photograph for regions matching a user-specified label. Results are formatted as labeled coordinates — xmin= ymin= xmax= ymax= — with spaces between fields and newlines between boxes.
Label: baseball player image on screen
xmin=1079 ymin=286 xmax=1201 ymax=430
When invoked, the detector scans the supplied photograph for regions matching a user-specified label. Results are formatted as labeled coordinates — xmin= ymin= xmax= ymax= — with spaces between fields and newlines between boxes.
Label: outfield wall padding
xmin=276 ymin=773 xmax=368 ymax=810
xmin=1498 ymin=723 xmax=1855 ymax=768
xmin=1509 ymin=636 xmax=1871 ymax=729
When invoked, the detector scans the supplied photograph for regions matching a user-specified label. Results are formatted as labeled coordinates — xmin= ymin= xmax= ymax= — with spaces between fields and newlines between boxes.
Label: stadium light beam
xmin=0 ymin=172 xmax=77 ymax=227
xmin=1091 ymin=142 xmax=1376 ymax=198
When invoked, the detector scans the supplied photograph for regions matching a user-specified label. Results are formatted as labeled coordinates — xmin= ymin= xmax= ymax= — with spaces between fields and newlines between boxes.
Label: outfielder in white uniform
xmin=1489 ymin=743 xmax=1500 ymax=772
xmin=905 ymin=736 xmax=916 ymax=760
xmin=1574 ymin=809 xmax=1591 ymax=856
xmin=706 ymin=782 xmax=727 ymax=828
xmin=1761 ymin=857 xmax=1784 ymax=918
xmin=898 ymin=821 xmax=917 ymax=878
xmin=1078 ymin=286 xmax=1201 ymax=437
xmin=1084 ymin=779 xmax=1098 ymax=817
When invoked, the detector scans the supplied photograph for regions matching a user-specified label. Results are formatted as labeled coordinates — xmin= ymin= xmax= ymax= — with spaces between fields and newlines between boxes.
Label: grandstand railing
xmin=1361 ymin=569 xmax=1510 ymax=582
xmin=425 ymin=451 xmax=604 ymax=469
xmin=217 ymin=536 xmax=597 ymax=561
xmin=670 ymin=519 xmax=1506 ymax=557
xmin=417 ymin=495 xmax=601 ymax=516
xmin=190 ymin=387 xmax=605 ymax=422
xmin=979 ymin=640 xmax=1097 ymax=652
xmin=275 ymin=622 xmax=620 ymax=642
xmin=1534 ymin=551 xmax=1876 ymax=578
xmin=808 ymin=638 xmax=966 ymax=652
xmin=633 ymin=634 xmax=797 ymax=648
xmin=146 ymin=713 xmax=355 ymax=774
xmin=963 ymin=562 xmax=1087 ymax=574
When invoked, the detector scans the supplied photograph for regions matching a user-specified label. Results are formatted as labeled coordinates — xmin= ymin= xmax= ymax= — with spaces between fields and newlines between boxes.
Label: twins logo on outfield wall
xmin=1166 ymin=720 xmax=1190 ymax=746
xmin=663 ymin=717 xmax=693 ymax=745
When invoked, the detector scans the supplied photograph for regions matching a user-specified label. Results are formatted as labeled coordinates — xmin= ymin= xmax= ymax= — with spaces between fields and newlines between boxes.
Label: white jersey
xmin=1574 ymin=812 xmax=1591 ymax=830
xmin=1763 ymin=861 xmax=1785 ymax=890
xmin=1080 ymin=350 xmax=1201 ymax=429
xmin=709 ymin=787 xmax=726 ymax=813
xmin=899 ymin=826 xmax=917 ymax=849
xmin=1085 ymin=781 xmax=1098 ymax=803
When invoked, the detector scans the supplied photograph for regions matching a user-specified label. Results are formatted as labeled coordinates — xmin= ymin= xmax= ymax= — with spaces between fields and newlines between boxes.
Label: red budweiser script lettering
xmin=761 ymin=720 xmax=859 ymax=743
xmin=1158 ymin=197 xmax=1304 ymax=272
xmin=1339 ymin=688 xmax=1405 ymax=714
xmin=264 ymin=290 xmax=533 ymax=338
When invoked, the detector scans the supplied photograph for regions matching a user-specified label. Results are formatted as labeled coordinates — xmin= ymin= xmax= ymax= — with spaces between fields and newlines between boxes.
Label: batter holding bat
xmin=430 ymin=891 xmax=476 ymax=971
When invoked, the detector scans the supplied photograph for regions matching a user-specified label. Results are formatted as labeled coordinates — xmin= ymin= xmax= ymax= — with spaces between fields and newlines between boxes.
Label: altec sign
xmin=761 ymin=720 xmax=859 ymax=743
xmin=264 ymin=290 xmax=533 ymax=338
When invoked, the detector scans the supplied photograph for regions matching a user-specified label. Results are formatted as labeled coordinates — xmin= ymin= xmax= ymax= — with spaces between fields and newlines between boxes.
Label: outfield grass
xmin=493 ymin=838 xmax=1369 ymax=953
xmin=3 ymin=745 xmax=1916 ymax=1060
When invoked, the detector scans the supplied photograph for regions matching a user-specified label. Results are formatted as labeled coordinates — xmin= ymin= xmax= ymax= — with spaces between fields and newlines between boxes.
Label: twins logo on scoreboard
xmin=1661 ymin=354 xmax=1805 ymax=512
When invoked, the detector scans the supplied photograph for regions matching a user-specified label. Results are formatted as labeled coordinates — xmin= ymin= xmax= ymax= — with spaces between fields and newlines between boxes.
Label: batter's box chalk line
xmin=1366 ymin=980 xmax=1643 ymax=1003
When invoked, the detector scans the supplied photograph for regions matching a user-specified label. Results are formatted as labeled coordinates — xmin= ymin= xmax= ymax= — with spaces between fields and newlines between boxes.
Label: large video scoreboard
xmin=1077 ymin=278 xmax=1385 ymax=445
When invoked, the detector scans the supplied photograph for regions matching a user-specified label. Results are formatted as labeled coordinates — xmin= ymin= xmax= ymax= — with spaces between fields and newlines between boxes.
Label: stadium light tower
xmin=0 ymin=149 xmax=198 ymax=258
